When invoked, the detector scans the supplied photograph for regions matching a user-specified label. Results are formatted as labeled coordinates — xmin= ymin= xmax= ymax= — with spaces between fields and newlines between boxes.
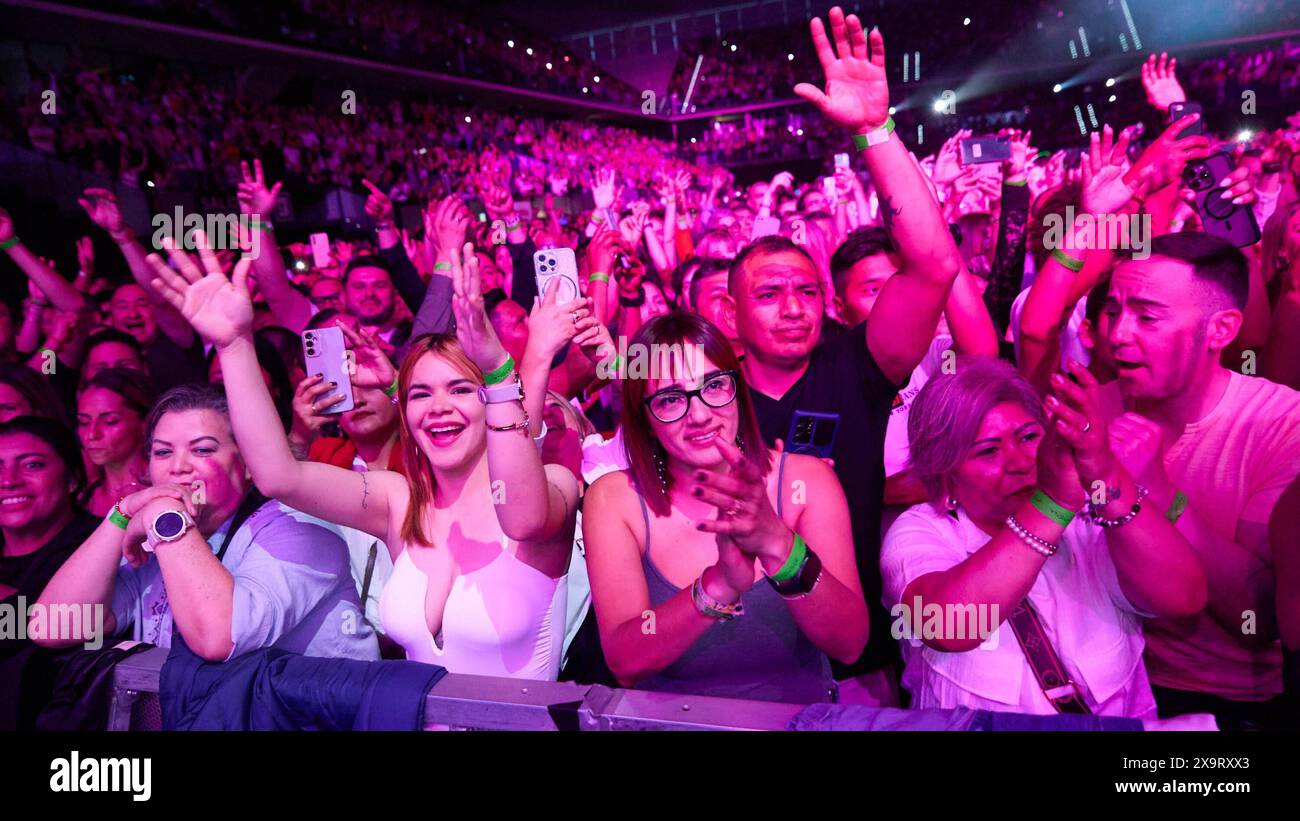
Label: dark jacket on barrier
xmin=160 ymin=632 xmax=446 ymax=730
xmin=788 ymin=703 xmax=1144 ymax=731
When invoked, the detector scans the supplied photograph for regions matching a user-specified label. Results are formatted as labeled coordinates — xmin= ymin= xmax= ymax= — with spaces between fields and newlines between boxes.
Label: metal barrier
xmin=107 ymin=646 xmax=808 ymax=731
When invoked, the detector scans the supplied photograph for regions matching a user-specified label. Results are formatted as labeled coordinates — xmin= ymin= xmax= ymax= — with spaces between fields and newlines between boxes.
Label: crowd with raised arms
xmin=1 ymin=6 xmax=1299 ymax=732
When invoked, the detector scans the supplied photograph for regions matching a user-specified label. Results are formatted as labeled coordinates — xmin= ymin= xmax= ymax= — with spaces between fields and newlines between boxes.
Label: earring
xmin=947 ymin=495 xmax=959 ymax=511
xmin=652 ymin=446 xmax=668 ymax=493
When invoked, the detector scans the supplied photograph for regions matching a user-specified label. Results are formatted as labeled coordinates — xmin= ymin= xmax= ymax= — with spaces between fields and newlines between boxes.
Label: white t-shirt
xmin=880 ymin=503 xmax=1158 ymax=718
xmin=884 ymin=335 xmax=953 ymax=478
xmin=1009 ymin=287 xmax=1089 ymax=370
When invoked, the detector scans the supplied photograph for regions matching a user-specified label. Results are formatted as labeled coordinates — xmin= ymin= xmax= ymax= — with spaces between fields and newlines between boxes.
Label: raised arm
xmin=146 ymin=232 xmax=397 ymax=544
xmin=79 ymin=188 xmax=194 ymax=348
xmin=0 ymin=208 xmax=88 ymax=314
xmin=450 ymin=241 xmax=578 ymax=545
xmin=237 ymin=160 xmax=314 ymax=332
xmin=795 ymin=8 xmax=960 ymax=385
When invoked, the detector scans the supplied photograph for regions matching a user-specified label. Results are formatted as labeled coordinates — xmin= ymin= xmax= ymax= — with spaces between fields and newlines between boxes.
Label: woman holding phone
xmin=146 ymin=232 xmax=583 ymax=680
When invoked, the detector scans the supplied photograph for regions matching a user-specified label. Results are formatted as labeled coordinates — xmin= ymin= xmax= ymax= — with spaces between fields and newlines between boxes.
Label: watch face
xmin=154 ymin=510 xmax=187 ymax=539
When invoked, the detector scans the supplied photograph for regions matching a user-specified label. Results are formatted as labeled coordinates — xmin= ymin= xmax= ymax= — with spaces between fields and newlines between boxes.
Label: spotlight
xmin=593 ymin=76 xmax=600 ymax=82
xmin=1053 ymin=83 xmax=1062 ymax=93
xmin=1105 ymin=78 xmax=1115 ymax=87
xmin=787 ymin=53 xmax=795 ymax=61
xmin=932 ymin=98 xmax=947 ymax=112
xmin=545 ymin=62 xmax=553 ymax=70
xmin=1108 ymin=95 xmax=1117 ymax=102
xmin=582 ymin=87 xmax=589 ymax=93
xmin=888 ymin=106 xmax=896 ymax=115
xmin=796 ymin=128 xmax=804 ymax=136
xmin=525 ymin=47 xmax=533 ymax=56
xmin=1237 ymin=129 xmax=1254 ymax=142
xmin=146 ymin=180 xmax=155 ymax=188
xmin=507 ymin=40 xmax=515 ymax=48
xmin=690 ymin=137 xmax=697 ymax=143
xmin=464 ymin=116 xmax=472 ymax=124
xmin=730 ymin=44 xmax=737 ymax=52
xmin=963 ymin=17 xmax=971 ymax=26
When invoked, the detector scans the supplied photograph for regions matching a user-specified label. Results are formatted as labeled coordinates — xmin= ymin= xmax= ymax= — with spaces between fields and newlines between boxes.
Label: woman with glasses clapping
xmin=582 ymin=312 xmax=868 ymax=703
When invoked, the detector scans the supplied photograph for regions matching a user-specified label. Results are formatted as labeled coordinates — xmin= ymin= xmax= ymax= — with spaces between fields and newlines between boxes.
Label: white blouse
xmin=880 ymin=503 xmax=1158 ymax=718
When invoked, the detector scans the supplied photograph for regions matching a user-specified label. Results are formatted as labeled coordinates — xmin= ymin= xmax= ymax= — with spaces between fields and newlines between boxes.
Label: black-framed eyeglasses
xmin=643 ymin=370 xmax=739 ymax=423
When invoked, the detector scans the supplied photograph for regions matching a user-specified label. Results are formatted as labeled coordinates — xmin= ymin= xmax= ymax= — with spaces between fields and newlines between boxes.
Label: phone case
xmin=309 ymin=232 xmax=332 ymax=269
xmin=1169 ymin=102 xmax=1203 ymax=140
xmin=786 ymin=411 xmax=840 ymax=460
xmin=1183 ymin=152 xmax=1261 ymax=248
xmin=533 ymin=248 xmax=581 ymax=303
xmin=301 ymin=326 xmax=355 ymax=414
xmin=751 ymin=216 xmax=782 ymax=240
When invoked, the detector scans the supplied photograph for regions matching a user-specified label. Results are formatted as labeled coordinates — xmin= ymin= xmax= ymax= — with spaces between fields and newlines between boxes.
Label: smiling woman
xmin=582 ymin=312 xmax=868 ymax=702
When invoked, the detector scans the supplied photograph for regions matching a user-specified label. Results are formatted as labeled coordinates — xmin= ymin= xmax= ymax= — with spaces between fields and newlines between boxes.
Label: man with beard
xmin=341 ymin=257 xmax=410 ymax=354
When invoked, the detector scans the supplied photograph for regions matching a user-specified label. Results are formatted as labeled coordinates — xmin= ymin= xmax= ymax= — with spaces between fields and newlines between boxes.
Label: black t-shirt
xmin=0 ymin=511 xmax=99 ymax=730
xmin=748 ymin=321 xmax=901 ymax=674
xmin=146 ymin=333 xmax=208 ymax=394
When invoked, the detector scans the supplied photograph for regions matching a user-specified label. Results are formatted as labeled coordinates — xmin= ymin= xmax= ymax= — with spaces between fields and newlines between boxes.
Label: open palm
xmin=794 ymin=8 xmax=889 ymax=133
xmin=146 ymin=232 xmax=254 ymax=348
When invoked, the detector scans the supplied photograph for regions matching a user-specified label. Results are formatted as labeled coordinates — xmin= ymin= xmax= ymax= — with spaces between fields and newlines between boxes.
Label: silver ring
xmin=726 ymin=503 xmax=742 ymax=518
xmin=1082 ymin=421 xmax=1092 ymax=433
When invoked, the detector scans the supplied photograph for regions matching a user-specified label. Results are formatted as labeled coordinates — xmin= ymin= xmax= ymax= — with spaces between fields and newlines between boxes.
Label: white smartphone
xmin=301 ymin=326 xmax=355 ymax=414
xmin=834 ymin=152 xmax=851 ymax=169
xmin=533 ymin=247 xmax=581 ymax=303
xmin=309 ymin=232 xmax=332 ymax=269
xmin=823 ymin=176 xmax=837 ymax=202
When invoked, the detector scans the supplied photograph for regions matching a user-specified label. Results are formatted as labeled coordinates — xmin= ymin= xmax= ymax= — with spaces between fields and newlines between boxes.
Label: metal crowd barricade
xmin=107 ymin=647 xmax=807 ymax=731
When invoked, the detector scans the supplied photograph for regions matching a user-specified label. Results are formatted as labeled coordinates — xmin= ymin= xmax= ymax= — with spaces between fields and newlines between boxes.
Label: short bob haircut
xmin=620 ymin=312 xmax=770 ymax=517
xmin=906 ymin=356 xmax=1046 ymax=506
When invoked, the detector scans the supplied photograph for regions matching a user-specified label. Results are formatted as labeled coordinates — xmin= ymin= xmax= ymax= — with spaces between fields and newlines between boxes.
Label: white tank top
xmin=379 ymin=544 xmax=566 ymax=680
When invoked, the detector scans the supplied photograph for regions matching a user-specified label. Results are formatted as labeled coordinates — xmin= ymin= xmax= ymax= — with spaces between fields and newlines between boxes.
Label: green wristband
xmin=588 ymin=272 xmax=610 ymax=284
xmin=1031 ymin=489 xmax=1075 ymax=527
xmin=1051 ymin=248 xmax=1085 ymax=272
xmin=482 ymin=354 xmax=516 ymax=386
xmin=1005 ymin=178 xmax=1028 ymax=187
xmin=384 ymin=376 xmax=399 ymax=398
xmin=1166 ymin=491 xmax=1189 ymax=524
xmin=771 ymin=533 xmax=808 ymax=584
xmin=0 ymin=236 xmax=20 ymax=251
xmin=108 ymin=504 xmax=130 ymax=530
xmin=433 ymin=262 xmax=452 ymax=271
xmin=851 ymin=117 xmax=896 ymax=151
xmin=504 ymin=220 xmax=522 ymax=232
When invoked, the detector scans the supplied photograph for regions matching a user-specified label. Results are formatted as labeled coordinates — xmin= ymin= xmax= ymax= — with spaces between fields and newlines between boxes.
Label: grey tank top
xmin=636 ymin=452 xmax=834 ymax=704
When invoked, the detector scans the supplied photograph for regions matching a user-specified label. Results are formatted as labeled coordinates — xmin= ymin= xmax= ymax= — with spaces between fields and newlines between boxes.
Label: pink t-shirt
xmin=1141 ymin=371 xmax=1300 ymax=700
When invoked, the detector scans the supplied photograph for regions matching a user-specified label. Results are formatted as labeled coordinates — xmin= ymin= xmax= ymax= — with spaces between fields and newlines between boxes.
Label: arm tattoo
xmin=361 ymin=472 xmax=370 ymax=510
xmin=880 ymin=195 xmax=900 ymax=235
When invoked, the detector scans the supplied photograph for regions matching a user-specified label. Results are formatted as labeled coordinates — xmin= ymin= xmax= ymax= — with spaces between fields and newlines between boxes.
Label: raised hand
xmin=237 ymin=159 xmax=283 ymax=218
xmin=573 ymin=311 xmax=616 ymax=371
xmin=1000 ymin=128 xmax=1033 ymax=180
xmin=591 ymin=168 xmax=617 ymax=210
xmin=449 ymin=241 xmax=509 ymax=372
xmin=77 ymin=188 xmax=130 ymax=241
xmin=528 ymin=284 xmax=589 ymax=361
xmin=426 ymin=197 xmax=470 ymax=262
xmin=145 ymin=229 xmax=254 ymax=349
xmin=332 ymin=321 xmax=395 ymax=391
xmin=481 ymin=177 xmax=516 ymax=221
xmin=361 ymin=179 xmax=394 ymax=227
xmin=1130 ymin=114 xmax=1211 ymax=191
xmin=76 ymin=235 xmax=95 ymax=275
xmin=1141 ymin=52 xmax=1186 ymax=111
xmin=1081 ymin=125 xmax=1153 ymax=215
xmin=793 ymin=7 xmax=889 ymax=133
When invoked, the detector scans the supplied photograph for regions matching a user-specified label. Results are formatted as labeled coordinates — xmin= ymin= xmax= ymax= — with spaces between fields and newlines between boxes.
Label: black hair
xmin=688 ymin=258 xmax=732 ymax=308
xmin=1146 ymin=231 xmax=1249 ymax=311
xmin=78 ymin=367 xmax=157 ymax=419
xmin=0 ymin=363 xmax=69 ymax=426
xmin=83 ymin=328 xmax=144 ymax=361
xmin=728 ymin=235 xmax=817 ymax=296
xmin=342 ymin=255 xmax=392 ymax=285
xmin=482 ymin=288 xmax=511 ymax=318
xmin=0 ymin=416 xmax=87 ymax=500
xmin=829 ymin=227 xmax=897 ymax=295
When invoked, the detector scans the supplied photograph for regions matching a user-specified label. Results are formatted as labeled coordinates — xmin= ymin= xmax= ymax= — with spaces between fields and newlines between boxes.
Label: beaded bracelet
xmin=1006 ymin=514 xmax=1058 ymax=558
xmin=691 ymin=576 xmax=744 ymax=621
xmin=1085 ymin=484 xmax=1149 ymax=529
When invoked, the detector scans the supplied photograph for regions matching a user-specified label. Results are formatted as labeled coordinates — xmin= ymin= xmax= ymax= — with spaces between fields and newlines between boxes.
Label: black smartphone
xmin=1169 ymin=101 xmax=1203 ymax=140
xmin=1182 ymin=152 xmax=1261 ymax=248
xmin=786 ymin=411 xmax=840 ymax=460
xmin=961 ymin=136 xmax=1012 ymax=165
